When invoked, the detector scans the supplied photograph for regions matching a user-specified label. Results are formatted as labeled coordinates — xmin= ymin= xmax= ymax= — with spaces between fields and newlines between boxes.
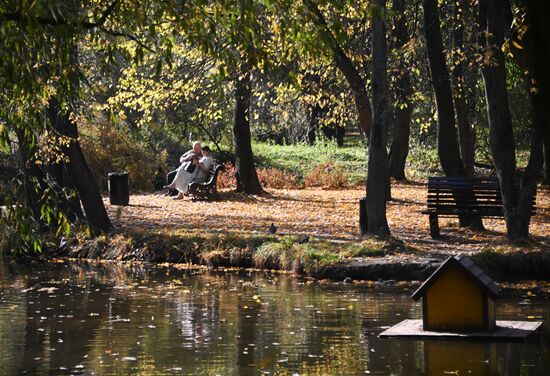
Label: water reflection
xmin=424 ymin=341 xmax=497 ymax=375
xmin=0 ymin=261 xmax=547 ymax=375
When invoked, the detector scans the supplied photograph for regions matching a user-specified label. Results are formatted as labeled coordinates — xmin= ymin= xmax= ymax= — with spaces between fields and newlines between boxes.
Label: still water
xmin=0 ymin=261 xmax=548 ymax=375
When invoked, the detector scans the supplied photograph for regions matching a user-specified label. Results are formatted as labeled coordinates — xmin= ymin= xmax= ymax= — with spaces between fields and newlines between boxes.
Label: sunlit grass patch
xmin=253 ymin=238 xmax=297 ymax=270
xmin=252 ymin=139 xmax=450 ymax=184
xmin=299 ymin=245 xmax=342 ymax=272
xmin=252 ymin=140 xmax=367 ymax=185
xmin=472 ymin=248 xmax=550 ymax=280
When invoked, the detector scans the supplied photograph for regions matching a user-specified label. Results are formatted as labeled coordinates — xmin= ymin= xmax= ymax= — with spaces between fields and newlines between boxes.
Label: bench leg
xmin=429 ymin=214 xmax=440 ymax=238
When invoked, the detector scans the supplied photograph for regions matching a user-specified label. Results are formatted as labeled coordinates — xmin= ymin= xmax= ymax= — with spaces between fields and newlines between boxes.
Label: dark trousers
xmin=166 ymin=169 xmax=178 ymax=196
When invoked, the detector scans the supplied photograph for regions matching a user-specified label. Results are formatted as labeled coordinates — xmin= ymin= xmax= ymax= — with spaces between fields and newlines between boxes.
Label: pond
xmin=0 ymin=261 xmax=548 ymax=375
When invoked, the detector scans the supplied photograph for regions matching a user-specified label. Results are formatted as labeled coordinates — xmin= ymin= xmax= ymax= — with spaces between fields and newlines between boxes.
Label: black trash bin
xmin=108 ymin=172 xmax=129 ymax=206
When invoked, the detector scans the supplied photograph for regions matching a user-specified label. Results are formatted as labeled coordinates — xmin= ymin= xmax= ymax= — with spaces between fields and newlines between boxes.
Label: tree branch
xmin=99 ymin=27 xmax=155 ymax=52
xmin=1 ymin=1 xmax=118 ymax=29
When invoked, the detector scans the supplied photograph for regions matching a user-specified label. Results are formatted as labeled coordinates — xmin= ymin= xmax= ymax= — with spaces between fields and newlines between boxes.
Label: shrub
xmin=216 ymin=162 xmax=237 ymax=189
xmin=257 ymin=167 xmax=303 ymax=189
xmin=304 ymin=162 xmax=349 ymax=189
xmin=81 ymin=125 xmax=168 ymax=192
xmin=217 ymin=163 xmax=303 ymax=190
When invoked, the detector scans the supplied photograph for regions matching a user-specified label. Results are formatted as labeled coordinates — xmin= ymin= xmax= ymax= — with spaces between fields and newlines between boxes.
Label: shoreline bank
xmin=44 ymin=230 xmax=550 ymax=283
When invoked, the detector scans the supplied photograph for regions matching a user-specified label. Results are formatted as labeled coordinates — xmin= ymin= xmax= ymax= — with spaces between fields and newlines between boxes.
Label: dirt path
xmin=106 ymin=182 xmax=549 ymax=255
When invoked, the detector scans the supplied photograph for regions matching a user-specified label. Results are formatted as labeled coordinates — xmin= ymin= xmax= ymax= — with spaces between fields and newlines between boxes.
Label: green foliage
xmin=0 ymin=176 xmax=73 ymax=255
xmin=406 ymin=143 xmax=441 ymax=178
xmin=0 ymin=197 xmax=44 ymax=255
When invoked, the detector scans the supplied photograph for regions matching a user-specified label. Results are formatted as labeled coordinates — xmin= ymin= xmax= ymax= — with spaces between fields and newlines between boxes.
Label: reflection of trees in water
xmin=360 ymin=291 xmax=423 ymax=374
xmin=171 ymin=291 xmax=218 ymax=348
xmin=424 ymin=341 xmax=498 ymax=375
xmin=0 ymin=278 xmax=26 ymax=375
xmin=0 ymin=263 xmax=549 ymax=375
xmin=18 ymin=265 xmax=113 ymax=374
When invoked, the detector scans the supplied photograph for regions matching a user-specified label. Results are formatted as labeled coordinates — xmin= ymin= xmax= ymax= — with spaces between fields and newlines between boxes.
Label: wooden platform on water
xmin=379 ymin=319 xmax=542 ymax=342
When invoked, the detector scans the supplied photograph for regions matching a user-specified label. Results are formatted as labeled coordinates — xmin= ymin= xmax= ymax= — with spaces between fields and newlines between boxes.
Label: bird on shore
xmin=297 ymin=235 xmax=310 ymax=244
xmin=268 ymin=223 xmax=277 ymax=235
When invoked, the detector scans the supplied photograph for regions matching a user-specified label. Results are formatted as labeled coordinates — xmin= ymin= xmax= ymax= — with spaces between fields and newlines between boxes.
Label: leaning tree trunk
xmin=388 ymin=0 xmax=413 ymax=180
xmin=47 ymin=160 xmax=84 ymax=223
xmin=480 ymin=0 xmax=543 ymax=240
xmin=48 ymin=99 xmax=113 ymax=234
xmin=304 ymin=0 xmax=373 ymax=140
xmin=43 ymin=35 xmax=112 ymax=234
xmin=452 ymin=0 xmax=476 ymax=178
xmin=423 ymin=0 xmax=464 ymax=178
xmin=366 ymin=0 xmax=391 ymax=237
xmin=233 ymin=60 xmax=263 ymax=194
xmin=14 ymin=127 xmax=43 ymax=221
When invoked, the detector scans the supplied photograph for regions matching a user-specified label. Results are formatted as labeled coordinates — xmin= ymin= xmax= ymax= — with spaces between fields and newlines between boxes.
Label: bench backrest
xmin=204 ymin=164 xmax=224 ymax=185
xmin=427 ymin=177 xmax=537 ymax=217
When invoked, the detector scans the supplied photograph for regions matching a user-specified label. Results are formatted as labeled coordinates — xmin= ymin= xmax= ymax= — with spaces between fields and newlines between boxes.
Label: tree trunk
xmin=452 ymin=0 xmax=485 ymax=230
xmin=544 ymin=135 xmax=550 ymax=185
xmin=304 ymin=0 xmax=373 ymax=140
xmin=48 ymin=99 xmax=113 ymax=234
xmin=233 ymin=61 xmax=263 ymax=194
xmin=509 ymin=0 xmax=550 ymax=186
xmin=336 ymin=126 xmax=345 ymax=147
xmin=388 ymin=0 xmax=412 ymax=180
xmin=366 ymin=0 xmax=391 ymax=237
xmin=526 ymin=0 xmax=550 ymax=188
xmin=14 ymin=128 xmax=43 ymax=221
xmin=321 ymin=123 xmax=345 ymax=147
xmin=47 ymin=161 xmax=84 ymax=222
xmin=452 ymin=0 xmax=476 ymax=177
xmin=425 ymin=0 xmax=485 ymax=229
xmin=423 ymin=0 xmax=464 ymax=178
xmin=480 ymin=0 xmax=543 ymax=240
xmin=307 ymin=104 xmax=320 ymax=145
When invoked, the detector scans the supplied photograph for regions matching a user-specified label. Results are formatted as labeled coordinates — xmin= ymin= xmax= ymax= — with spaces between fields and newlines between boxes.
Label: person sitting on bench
xmin=165 ymin=141 xmax=201 ymax=196
xmin=194 ymin=146 xmax=214 ymax=183
xmin=165 ymin=145 xmax=214 ymax=200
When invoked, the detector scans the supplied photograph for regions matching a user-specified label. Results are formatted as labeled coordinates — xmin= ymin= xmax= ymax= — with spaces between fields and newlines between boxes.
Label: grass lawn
xmin=252 ymin=140 xmax=442 ymax=184
xmin=253 ymin=141 xmax=367 ymax=184
xmin=251 ymin=138 xmax=532 ymax=185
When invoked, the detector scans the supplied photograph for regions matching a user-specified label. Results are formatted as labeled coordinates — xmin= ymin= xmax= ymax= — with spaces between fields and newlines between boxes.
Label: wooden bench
xmin=422 ymin=177 xmax=536 ymax=238
xmin=188 ymin=164 xmax=224 ymax=200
